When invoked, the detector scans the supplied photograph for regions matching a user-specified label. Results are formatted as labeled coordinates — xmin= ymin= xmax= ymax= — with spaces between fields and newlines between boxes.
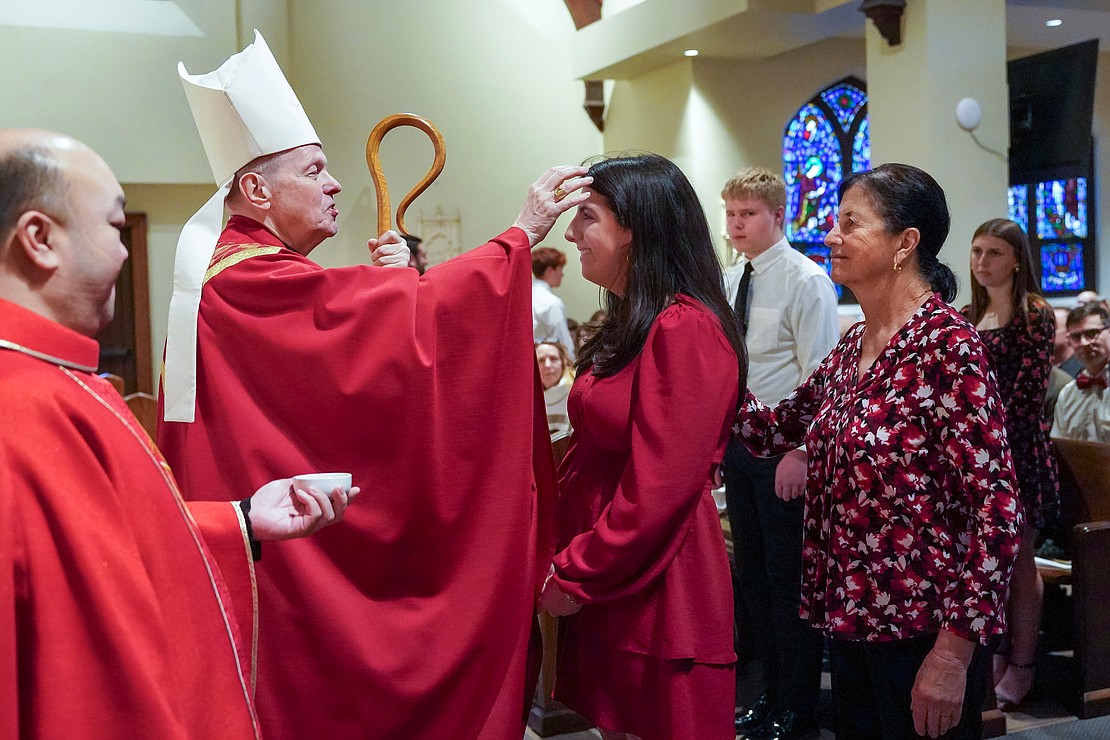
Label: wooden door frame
xmin=123 ymin=212 xmax=153 ymax=394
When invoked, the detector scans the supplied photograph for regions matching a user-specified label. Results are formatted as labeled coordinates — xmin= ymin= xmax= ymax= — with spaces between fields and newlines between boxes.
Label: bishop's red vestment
xmin=0 ymin=298 xmax=260 ymax=739
xmin=157 ymin=216 xmax=556 ymax=740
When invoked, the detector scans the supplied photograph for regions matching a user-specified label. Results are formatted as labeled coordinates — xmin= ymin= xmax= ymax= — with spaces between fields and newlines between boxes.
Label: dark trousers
xmin=828 ymin=635 xmax=993 ymax=740
xmin=725 ymin=439 xmax=823 ymax=718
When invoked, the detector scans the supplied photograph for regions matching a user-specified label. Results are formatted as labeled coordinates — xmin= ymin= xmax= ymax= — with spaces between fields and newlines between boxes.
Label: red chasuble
xmin=157 ymin=216 xmax=556 ymax=740
xmin=0 ymin=299 xmax=260 ymax=739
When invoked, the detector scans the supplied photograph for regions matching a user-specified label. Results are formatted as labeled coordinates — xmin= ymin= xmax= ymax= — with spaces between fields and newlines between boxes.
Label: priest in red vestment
xmin=0 ymin=129 xmax=356 ymax=739
xmin=158 ymin=34 xmax=590 ymax=739
xmin=159 ymin=155 xmax=590 ymax=737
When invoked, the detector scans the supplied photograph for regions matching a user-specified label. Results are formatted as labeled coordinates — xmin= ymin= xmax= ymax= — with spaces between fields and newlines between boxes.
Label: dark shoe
xmin=735 ymin=694 xmax=773 ymax=732
xmin=738 ymin=709 xmax=819 ymax=740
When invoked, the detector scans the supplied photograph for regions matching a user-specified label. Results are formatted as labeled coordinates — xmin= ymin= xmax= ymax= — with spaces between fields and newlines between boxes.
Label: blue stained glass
xmin=1007 ymin=185 xmax=1028 ymax=228
xmin=1040 ymin=242 xmax=1085 ymax=292
xmin=783 ymin=104 xmax=842 ymax=244
xmin=1036 ymin=178 xmax=1088 ymax=239
xmin=796 ymin=244 xmax=844 ymax=298
xmin=852 ymin=118 xmax=870 ymax=173
xmin=820 ymin=83 xmax=867 ymax=132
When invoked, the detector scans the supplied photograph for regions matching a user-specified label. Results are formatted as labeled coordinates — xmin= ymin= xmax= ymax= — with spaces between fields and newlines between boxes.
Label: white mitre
xmin=163 ymin=30 xmax=320 ymax=422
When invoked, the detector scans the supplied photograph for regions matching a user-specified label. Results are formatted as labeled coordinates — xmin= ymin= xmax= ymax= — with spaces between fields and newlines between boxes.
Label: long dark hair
xmin=968 ymin=218 xmax=1049 ymax=329
xmin=576 ymin=154 xmax=746 ymax=393
xmin=839 ymin=163 xmax=958 ymax=302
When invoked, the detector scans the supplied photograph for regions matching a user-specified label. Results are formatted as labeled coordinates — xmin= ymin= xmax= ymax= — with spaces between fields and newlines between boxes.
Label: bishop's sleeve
xmin=0 ymin=444 xmax=17 ymax=740
xmin=187 ymin=500 xmax=258 ymax=689
xmin=552 ymin=305 xmax=738 ymax=603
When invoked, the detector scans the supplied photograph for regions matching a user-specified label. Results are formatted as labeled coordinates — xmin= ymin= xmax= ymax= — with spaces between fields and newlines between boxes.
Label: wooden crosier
xmin=365 ymin=113 xmax=446 ymax=236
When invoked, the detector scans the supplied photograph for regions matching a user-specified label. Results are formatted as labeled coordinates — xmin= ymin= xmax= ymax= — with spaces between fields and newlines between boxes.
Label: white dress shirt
xmin=532 ymin=278 xmax=576 ymax=361
xmin=1052 ymin=368 xmax=1110 ymax=443
xmin=724 ymin=237 xmax=839 ymax=405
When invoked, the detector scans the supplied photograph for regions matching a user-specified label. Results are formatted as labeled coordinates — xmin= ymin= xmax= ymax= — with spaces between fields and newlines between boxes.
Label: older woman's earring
xmin=893 ymin=257 xmax=903 ymax=274
xmin=1014 ymin=264 xmax=1020 ymax=273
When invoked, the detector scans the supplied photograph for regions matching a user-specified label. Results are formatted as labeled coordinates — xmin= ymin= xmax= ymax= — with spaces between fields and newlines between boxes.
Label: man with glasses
xmin=1052 ymin=302 xmax=1110 ymax=442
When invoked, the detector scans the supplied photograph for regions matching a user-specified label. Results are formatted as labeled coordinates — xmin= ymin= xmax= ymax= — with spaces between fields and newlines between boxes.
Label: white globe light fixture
xmin=955 ymin=97 xmax=982 ymax=132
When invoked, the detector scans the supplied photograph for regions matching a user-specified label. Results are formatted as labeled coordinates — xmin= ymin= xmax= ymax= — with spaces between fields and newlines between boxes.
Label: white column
xmin=866 ymin=0 xmax=1010 ymax=307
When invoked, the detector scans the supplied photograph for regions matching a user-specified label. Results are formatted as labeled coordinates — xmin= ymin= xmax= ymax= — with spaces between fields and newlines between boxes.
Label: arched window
xmin=782 ymin=77 xmax=869 ymax=301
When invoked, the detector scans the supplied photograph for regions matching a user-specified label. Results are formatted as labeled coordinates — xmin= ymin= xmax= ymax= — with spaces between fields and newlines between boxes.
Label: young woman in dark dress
xmin=965 ymin=217 xmax=1059 ymax=708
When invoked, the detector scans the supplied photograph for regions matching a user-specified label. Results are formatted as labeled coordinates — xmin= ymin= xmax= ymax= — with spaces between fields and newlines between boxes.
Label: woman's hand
xmin=512 ymin=166 xmax=592 ymax=247
xmin=911 ymin=631 xmax=975 ymax=738
xmin=368 ymin=230 xmax=410 ymax=268
xmin=539 ymin=569 xmax=582 ymax=617
xmin=774 ymin=448 xmax=807 ymax=501
xmin=247 ymin=478 xmax=361 ymax=541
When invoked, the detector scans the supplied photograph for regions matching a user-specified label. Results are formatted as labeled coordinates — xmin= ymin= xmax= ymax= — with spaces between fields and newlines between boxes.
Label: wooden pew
xmin=99 ymin=372 xmax=125 ymax=396
xmin=1042 ymin=438 xmax=1110 ymax=719
xmin=123 ymin=392 xmax=158 ymax=440
xmin=528 ymin=432 xmax=593 ymax=737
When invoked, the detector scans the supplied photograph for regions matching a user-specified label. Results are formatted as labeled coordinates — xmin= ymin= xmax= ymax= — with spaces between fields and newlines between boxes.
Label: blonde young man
xmin=723 ymin=167 xmax=839 ymax=740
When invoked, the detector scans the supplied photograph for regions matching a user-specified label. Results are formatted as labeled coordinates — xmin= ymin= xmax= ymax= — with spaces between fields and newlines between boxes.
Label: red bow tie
xmin=1076 ymin=373 xmax=1108 ymax=390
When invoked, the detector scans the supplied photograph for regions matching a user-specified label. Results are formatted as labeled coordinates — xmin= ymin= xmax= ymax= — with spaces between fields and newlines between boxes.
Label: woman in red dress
xmin=538 ymin=154 xmax=746 ymax=740
xmin=965 ymin=218 xmax=1058 ymax=708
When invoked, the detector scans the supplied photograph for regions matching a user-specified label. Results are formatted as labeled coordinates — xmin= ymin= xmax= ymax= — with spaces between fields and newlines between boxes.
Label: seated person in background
xmin=1052 ymin=301 xmax=1110 ymax=443
xmin=533 ymin=246 xmax=576 ymax=360
xmin=567 ymin=318 xmax=581 ymax=349
xmin=536 ymin=340 xmax=574 ymax=435
xmin=1053 ymin=307 xmax=1082 ymax=378
xmin=404 ymin=233 xmax=427 ymax=274
xmin=1075 ymin=290 xmax=1105 ymax=306
xmin=574 ymin=308 xmax=608 ymax=350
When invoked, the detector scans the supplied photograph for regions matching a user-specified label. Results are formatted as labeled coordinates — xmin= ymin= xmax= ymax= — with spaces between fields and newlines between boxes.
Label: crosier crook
xmin=365 ymin=113 xmax=446 ymax=236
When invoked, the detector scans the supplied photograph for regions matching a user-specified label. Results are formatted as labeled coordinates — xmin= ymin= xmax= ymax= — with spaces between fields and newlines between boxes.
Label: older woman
xmin=539 ymin=154 xmax=745 ymax=740
xmin=737 ymin=164 xmax=1023 ymax=739
xmin=536 ymin=340 xmax=574 ymax=435
xmin=965 ymin=218 xmax=1058 ymax=707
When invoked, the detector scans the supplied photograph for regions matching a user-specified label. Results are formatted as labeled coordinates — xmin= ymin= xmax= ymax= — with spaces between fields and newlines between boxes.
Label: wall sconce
xmin=955 ymin=98 xmax=982 ymax=132
xmin=859 ymin=0 xmax=906 ymax=46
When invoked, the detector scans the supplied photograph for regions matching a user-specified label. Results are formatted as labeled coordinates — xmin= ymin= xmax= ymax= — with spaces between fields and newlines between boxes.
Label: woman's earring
xmin=893 ymin=257 xmax=903 ymax=274
xmin=1014 ymin=264 xmax=1020 ymax=273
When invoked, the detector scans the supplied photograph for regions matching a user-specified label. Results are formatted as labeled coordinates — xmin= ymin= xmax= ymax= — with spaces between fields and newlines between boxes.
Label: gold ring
xmin=554 ymin=186 xmax=568 ymax=202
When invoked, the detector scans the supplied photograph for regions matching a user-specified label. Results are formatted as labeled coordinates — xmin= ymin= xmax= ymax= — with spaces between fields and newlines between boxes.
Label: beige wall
xmin=0 ymin=0 xmax=240 ymax=184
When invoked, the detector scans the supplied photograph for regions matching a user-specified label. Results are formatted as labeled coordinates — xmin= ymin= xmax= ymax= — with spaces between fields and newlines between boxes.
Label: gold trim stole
xmin=204 ymin=242 xmax=283 ymax=285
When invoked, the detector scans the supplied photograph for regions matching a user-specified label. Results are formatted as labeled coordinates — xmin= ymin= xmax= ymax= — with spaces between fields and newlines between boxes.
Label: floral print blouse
xmin=736 ymin=295 xmax=1023 ymax=644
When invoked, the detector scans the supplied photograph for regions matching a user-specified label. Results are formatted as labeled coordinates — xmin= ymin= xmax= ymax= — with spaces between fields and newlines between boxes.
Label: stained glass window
xmin=820 ymin=84 xmax=867 ymax=131
xmin=783 ymin=105 xmax=841 ymax=244
xmin=783 ymin=77 xmax=868 ymax=302
xmin=1009 ymin=173 xmax=1095 ymax=296
xmin=852 ymin=118 xmax=870 ymax=174
xmin=1035 ymin=177 xmax=1087 ymax=240
xmin=1041 ymin=242 xmax=1086 ymax=292
xmin=1007 ymin=185 xmax=1028 ymax=228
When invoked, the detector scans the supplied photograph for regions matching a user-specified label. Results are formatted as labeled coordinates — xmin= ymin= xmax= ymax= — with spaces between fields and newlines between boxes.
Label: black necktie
xmin=733 ymin=262 xmax=754 ymax=336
